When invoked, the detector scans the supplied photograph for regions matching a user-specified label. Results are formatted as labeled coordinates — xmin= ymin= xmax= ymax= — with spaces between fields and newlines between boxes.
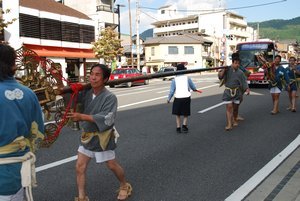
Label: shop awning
xmin=24 ymin=44 xmax=96 ymax=59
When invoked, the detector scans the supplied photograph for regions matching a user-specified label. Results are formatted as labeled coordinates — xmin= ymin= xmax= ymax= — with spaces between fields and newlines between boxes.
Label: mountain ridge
xmin=247 ymin=16 xmax=300 ymax=41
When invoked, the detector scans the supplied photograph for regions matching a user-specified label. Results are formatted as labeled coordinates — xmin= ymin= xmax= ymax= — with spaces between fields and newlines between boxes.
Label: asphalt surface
xmin=33 ymin=74 xmax=300 ymax=201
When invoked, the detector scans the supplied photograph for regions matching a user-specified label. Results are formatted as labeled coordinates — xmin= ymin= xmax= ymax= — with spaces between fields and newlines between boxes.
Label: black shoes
xmin=182 ymin=125 xmax=189 ymax=133
xmin=176 ymin=125 xmax=189 ymax=133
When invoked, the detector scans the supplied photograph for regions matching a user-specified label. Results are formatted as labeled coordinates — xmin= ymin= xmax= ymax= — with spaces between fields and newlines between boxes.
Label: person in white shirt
xmin=167 ymin=64 xmax=202 ymax=133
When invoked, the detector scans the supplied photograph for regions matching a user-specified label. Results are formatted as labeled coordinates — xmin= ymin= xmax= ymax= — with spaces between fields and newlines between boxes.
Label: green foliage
xmin=92 ymin=27 xmax=123 ymax=63
xmin=0 ymin=0 xmax=16 ymax=33
xmin=248 ymin=17 xmax=300 ymax=41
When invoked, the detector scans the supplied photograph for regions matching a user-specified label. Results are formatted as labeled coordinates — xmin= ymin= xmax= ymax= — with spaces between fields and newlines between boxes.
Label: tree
xmin=0 ymin=0 xmax=16 ymax=34
xmin=92 ymin=26 xmax=123 ymax=65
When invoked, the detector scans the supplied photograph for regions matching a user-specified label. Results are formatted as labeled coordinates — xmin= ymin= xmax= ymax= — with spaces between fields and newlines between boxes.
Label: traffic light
xmin=226 ymin=34 xmax=234 ymax=40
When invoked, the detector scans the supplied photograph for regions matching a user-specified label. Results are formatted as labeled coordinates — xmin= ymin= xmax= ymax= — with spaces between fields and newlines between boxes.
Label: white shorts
xmin=0 ymin=188 xmax=24 ymax=201
xmin=270 ymin=87 xmax=281 ymax=94
xmin=223 ymin=100 xmax=240 ymax=105
xmin=78 ymin=146 xmax=115 ymax=163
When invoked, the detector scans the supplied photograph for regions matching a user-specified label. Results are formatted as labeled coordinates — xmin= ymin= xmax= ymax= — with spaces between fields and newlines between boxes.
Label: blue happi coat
xmin=0 ymin=77 xmax=44 ymax=195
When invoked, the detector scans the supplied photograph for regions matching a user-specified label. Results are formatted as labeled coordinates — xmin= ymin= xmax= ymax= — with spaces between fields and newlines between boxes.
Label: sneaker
xmin=182 ymin=125 xmax=189 ymax=133
xmin=176 ymin=127 xmax=181 ymax=133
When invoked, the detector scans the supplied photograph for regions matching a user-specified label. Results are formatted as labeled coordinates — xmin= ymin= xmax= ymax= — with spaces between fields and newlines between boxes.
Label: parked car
xmin=156 ymin=67 xmax=176 ymax=81
xmin=109 ymin=68 xmax=149 ymax=88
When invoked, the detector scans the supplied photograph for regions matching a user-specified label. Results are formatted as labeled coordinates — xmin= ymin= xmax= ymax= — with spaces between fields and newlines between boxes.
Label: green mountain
xmin=140 ymin=29 xmax=153 ymax=41
xmin=248 ymin=17 xmax=300 ymax=42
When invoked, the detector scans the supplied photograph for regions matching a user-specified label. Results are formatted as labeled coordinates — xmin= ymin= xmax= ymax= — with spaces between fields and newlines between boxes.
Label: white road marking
xmin=225 ymin=134 xmax=300 ymax=201
xmin=197 ymin=102 xmax=225 ymax=113
xmin=249 ymin=91 xmax=263 ymax=95
xmin=197 ymin=89 xmax=263 ymax=113
xmin=116 ymin=87 xmax=169 ymax=97
xmin=157 ymin=83 xmax=219 ymax=93
xmin=36 ymin=156 xmax=77 ymax=172
xmin=118 ymin=96 xmax=167 ymax=109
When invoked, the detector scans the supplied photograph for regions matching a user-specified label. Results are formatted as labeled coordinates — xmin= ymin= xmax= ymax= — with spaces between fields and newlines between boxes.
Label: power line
xmin=140 ymin=0 xmax=287 ymax=13
xmin=140 ymin=10 xmax=160 ymax=22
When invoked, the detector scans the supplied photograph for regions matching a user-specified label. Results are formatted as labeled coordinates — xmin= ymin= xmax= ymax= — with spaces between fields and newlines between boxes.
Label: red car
xmin=109 ymin=67 xmax=149 ymax=88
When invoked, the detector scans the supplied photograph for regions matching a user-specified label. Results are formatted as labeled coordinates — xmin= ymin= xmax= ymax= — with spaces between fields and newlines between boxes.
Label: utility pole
xmin=213 ymin=27 xmax=217 ymax=67
xmin=257 ymin=23 xmax=260 ymax=40
xmin=116 ymin=4 xmax=125 ymax=62
xmin=136 ymin=0 xmax=140 ymax=70
xmin=117 ymin=4 xmax=121 ymax=40
xmin=128 ymin=0 xmax=133 ymax=68
xmin=222 ymin=13 xmax=228 ymax=65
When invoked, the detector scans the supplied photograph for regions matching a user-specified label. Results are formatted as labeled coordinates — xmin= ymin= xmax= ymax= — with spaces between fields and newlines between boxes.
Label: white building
xmin=152 ymin=5 xmax=255 ymax=65
xmin=2 ymin=0 xmax=98 ymax=83
xmin=59 ymin=0 xmax=137 ymax=67
xmin=59 ymin=0 xmax=119 ymax=39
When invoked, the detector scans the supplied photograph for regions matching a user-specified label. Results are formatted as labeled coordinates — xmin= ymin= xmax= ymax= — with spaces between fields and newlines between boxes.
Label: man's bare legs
xmin=235 ymin=96 xmax=244 ymax=121
xmin=106 ymin=160 xmax=132 ymax=200
xmin=106 ymin=159 xmax=127 ymax=186
xmin=225 ymin=103 xmax=233 ymax=130
xmin=288 ymin=90 xmax=297 ymax=111
xmin=271 ymin=93 xmax=280 ymax=114
xmin=76 ymin=152 xmax=91 ymax=200
xmin=76 ymin=153 xmax=130 ymax=201
xmin=232 ymin=103 xmax=239 ymax=126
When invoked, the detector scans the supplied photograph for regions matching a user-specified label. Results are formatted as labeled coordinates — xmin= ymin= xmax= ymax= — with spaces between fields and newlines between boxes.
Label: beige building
xmin=144 ymin=34 xmax=212 ymax=71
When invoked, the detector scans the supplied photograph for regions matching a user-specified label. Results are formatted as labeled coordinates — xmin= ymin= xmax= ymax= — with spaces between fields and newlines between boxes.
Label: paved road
xmin=33 ymin=73 xmax=300 ymax=201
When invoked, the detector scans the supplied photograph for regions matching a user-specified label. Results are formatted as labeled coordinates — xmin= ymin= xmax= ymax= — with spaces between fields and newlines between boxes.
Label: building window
xmin=19 ymin=14 xmax=41 ymax=38
xmin=62 ymin=22 xmax=80 ymax=42
xmin=168 ymin=46 xmax=178 ymax=54
xmin=184 ymin=46 xmax=194 ymax=54
xmin=151 ymin=47 xmax=155 ymax=56
xmin=161 ymin=10 xmax=165 ymax=14
xmin=20 ymin=13 xmax=94 ymax=44
xmin=80 ymin=25 xmax=95 ymax=43
xmin=203 ymin=45 xmax=209 ymax=52
xmin=40 ymin=18 xmax=62 ymax=40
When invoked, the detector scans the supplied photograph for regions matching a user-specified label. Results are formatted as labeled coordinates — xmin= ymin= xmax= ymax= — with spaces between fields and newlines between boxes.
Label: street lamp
xmin=116 ymin=4 xmax=125 ymax=40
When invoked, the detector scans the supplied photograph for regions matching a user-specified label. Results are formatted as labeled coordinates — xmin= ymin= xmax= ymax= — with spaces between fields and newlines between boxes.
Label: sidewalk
xmin=226 ymin=135 xmax=300 ymax=201
xmin=244 ymin=145 xmax=300 ymax=201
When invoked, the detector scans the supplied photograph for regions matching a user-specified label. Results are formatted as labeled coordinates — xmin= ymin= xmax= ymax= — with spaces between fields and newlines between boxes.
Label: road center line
xmin=36 ymin=156 xmax=77 ymax=173
xmin=118 ymin=96 xmax=167 ymax=109
xmin=117 ymin=87 xmax=169 ymax=97
xmin=198 ymin=102 xmax=225 ymax=113
xmin=157 ymin=83 xmax=219 ymax=93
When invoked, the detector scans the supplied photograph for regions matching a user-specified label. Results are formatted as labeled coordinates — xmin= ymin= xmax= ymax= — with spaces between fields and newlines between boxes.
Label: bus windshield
xmin=237 ymin=42 xmax=276 ymax=68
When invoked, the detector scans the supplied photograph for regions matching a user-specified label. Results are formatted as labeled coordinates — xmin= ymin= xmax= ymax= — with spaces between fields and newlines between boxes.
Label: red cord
xmin=38 ymin=58 xmax=84 ymax=143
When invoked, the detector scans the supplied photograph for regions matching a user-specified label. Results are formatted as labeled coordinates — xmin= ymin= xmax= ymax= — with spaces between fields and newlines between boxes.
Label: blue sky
xmin=115 ymin=0 xmax=299 ymax=34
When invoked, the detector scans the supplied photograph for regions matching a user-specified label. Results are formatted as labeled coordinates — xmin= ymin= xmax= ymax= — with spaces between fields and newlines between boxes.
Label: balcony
xmin=154 ymin=23 xmax=198 ymax=34
xmin=230 ymin=30 xmax=251 ymax=39
xmin=96 ymin=4 xmax=115 ymax=13
xmin=229 ymin=18 xmax=247 ymax=27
